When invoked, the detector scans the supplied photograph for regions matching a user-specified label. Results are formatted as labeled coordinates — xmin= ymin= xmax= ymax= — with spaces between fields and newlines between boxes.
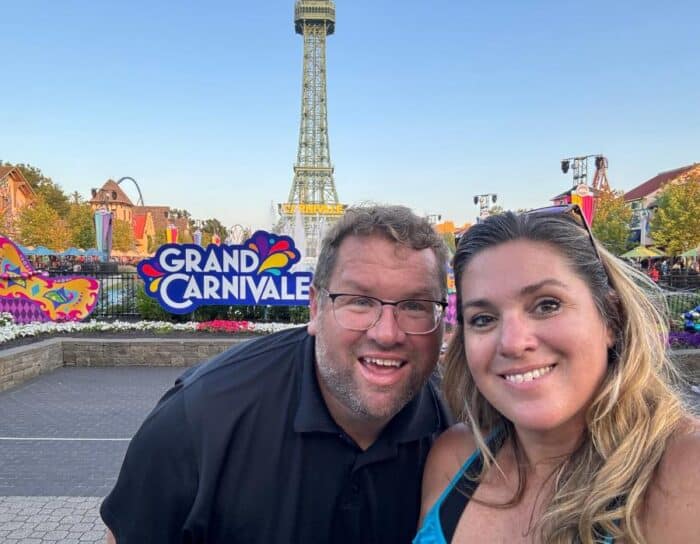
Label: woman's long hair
xmin=442 ymin=211 xmax=687 ymax=543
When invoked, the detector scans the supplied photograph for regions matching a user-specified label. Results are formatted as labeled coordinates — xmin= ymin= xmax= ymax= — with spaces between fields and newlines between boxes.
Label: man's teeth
xmin=504 ymin=365 xmax=554 ymax=383
xmin=364 ymin=357 xmax=402 ymax=368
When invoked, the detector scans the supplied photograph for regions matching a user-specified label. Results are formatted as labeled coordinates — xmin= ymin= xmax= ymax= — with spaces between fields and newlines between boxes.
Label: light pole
xmin=473 ymin=193 xmax=497 ymax=222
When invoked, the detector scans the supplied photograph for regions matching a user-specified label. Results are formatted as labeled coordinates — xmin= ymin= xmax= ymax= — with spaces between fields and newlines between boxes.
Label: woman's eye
xmin=467 ymin=314 xmax=496 ymax=328
xmin=534 ymin=298 xmax=561 ymax=314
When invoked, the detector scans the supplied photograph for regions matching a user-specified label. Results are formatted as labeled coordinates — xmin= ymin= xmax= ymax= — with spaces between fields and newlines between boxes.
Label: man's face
xmin=308 ymin=234 xmax=443 ymax=431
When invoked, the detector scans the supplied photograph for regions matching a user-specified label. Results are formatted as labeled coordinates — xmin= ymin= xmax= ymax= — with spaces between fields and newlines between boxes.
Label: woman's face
xmin=459 ymin=239 xmax=614 ymax=435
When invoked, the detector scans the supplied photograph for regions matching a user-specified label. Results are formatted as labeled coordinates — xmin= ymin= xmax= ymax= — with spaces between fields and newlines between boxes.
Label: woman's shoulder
xmin=642 ymin=417 xmax=700 ymax=540
xmin=419 ymin=424 xmax=481 ymax=520
xmin=427 ymin=424 xmax=478 ymax=474
xmin=656 ymin=417 xmax=700 ymax=483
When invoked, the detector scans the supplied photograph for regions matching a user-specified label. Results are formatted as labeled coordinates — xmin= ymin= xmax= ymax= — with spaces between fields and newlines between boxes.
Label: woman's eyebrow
xmin=461 ymin=279 xmax=568 ymax=311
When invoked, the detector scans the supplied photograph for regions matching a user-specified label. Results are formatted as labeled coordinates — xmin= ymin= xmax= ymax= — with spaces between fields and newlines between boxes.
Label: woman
xmin=415 ymin=206 xmax=699 ymax=543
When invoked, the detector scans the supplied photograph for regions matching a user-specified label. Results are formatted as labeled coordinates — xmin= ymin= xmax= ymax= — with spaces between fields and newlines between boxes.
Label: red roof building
xmin=624 ymin=163 xmax=699 ymax=205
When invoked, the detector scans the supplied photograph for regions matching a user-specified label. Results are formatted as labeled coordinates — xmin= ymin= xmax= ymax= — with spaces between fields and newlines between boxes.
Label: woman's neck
xmin=513 ymin=421 xmax=586 ymax=478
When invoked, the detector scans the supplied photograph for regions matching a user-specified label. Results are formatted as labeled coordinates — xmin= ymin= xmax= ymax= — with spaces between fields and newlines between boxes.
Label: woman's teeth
xmin=503 ymin=365 xmax=554 ymax=383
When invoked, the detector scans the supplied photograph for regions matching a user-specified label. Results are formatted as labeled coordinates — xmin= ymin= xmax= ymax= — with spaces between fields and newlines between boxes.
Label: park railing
xmin=46 ymin=271 xmax=700 ymax=323
xmin=47 ymin=271 xmax=141 ymax=320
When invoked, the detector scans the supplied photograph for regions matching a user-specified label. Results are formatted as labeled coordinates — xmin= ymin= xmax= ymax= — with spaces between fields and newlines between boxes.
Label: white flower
xmin=0 ymin=319 xmax=303 ymax=346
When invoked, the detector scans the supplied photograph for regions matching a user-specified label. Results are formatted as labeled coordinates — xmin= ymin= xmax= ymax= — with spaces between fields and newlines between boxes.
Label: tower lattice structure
xmin=279 ymin=0 xmax=345 ymax=258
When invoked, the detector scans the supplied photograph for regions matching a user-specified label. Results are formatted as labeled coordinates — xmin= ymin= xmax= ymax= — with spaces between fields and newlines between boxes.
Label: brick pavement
xmin=0 ymin=362 xmax=698 ymax=543
xmin=0 ymin=366 xmax=186 ymax=543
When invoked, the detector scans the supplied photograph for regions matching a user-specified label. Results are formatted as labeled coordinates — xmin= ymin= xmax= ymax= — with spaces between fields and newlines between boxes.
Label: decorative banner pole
xmin=94 ymin=208 xmax=113 ymax=263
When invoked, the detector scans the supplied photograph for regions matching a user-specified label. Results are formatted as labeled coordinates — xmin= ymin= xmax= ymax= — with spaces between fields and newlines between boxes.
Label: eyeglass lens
xmin=331 ymin=294 xmax=441 ymax=334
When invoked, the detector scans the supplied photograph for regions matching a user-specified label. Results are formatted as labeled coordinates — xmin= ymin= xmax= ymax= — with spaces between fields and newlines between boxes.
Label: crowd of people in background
xmin=638 ymin=257 xmax=700 ymax=287
xmin=25 ymin=255 xmax=141 ymax=275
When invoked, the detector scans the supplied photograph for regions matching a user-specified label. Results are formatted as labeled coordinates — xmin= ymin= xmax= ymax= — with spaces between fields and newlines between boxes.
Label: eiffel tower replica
xmin=279 ymin=0 xmax=345 ymax=259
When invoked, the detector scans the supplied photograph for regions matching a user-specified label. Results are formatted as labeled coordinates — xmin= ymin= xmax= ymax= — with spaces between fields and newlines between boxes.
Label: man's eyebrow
xmin=461 ymin=279 xmax=568 ymax=310
xmin=332 ymin=280 xmax=439 ymax=299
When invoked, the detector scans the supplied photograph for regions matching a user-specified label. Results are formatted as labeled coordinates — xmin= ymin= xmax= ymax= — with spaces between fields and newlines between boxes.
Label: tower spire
xmin=280 ymin=0 xmax=345 ymax=258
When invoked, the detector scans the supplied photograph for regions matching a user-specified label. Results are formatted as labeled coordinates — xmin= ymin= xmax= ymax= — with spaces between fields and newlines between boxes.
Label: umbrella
xmin=33 ymin=246 xmax=55 ymax=256
xmin=681 ymin=247 xmax=699 ymax=258
xmin=61 ymin=247 xmax=85 ymax=256
xmin=648 ymin=247 xmax=665 ymax=257
xmin=621 ymin=246 xmax=662 ymax=259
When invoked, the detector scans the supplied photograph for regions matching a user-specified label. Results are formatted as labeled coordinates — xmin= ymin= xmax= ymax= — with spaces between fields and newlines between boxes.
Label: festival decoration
xmin=0 ymin=237 xmax=99 ymax=323
xmin=444 ymin=260 xmax=457 ymax=326
xmin=137 ymin=230 xmax=313 ymax=314
xmin=682 ymin=305 xmax=700 ymax=333
xmin=94 ymin=208 xmax=113 ymax=262
xmin=570 ymin=184 xmax=596 ymax=225
xmin=166 ymin=223 xmax=178 ymax=244
xmin=193 ymin=228 xmax=203 ymax=246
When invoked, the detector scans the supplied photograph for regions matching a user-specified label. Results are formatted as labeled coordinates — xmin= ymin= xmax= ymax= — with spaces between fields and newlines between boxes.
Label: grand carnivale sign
xmin=138 ymin=231 xmax=312 ymax=314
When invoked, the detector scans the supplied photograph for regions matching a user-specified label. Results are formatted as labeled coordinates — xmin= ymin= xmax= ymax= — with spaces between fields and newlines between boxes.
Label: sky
xmin=1 ymin=0 xmax=699 ymax=229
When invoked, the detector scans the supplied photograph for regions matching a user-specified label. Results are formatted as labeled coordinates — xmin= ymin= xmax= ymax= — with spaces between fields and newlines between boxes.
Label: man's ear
xmin=307 ymin=285 xmax=321 ymax=336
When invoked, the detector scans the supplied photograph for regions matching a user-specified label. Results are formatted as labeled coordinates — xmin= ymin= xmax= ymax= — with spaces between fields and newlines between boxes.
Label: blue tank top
xmin=413 ymin=430 xmax=615 ymax=543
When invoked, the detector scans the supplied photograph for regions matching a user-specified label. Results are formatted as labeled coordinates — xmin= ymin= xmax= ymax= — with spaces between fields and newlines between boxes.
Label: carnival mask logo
xmin=137 ymin=231 xmax=313 ymax=314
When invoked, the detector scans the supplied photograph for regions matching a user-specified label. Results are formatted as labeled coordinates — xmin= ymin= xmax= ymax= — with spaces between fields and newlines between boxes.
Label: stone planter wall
xmin=0 ymin=339 xmax=698 ymax=394
xmin=0 ymin=339 xmax=64 ymax=392
xmin=671 ymin=349 xmax=700 ymax=383
xmin=0 ymin=337 xmax=243 ymax=392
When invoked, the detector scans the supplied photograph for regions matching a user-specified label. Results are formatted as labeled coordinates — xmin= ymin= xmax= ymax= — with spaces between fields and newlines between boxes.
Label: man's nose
xmin=498 ymin=313 xmax=537 ymax=358
xmin=366 ymin=304 xmax=406 ymax=345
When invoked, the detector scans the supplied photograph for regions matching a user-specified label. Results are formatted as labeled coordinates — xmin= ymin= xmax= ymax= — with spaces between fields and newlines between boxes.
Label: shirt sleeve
xmin=100 ymin=384 xmax=199 ymax=543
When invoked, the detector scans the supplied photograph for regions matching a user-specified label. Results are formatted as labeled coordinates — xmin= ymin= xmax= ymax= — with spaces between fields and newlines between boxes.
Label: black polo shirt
xmin=101 ymin=327 xmax=451 ymax=544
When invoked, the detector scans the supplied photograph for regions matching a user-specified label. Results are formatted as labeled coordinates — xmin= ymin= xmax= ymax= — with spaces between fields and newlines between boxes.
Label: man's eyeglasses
xmin=523 ymin=204 xmax=601 ymax=260
xmin=320 ymin=289 xmax=447 ymax=335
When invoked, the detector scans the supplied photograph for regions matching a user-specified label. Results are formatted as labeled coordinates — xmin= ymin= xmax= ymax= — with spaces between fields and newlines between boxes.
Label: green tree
xmin=67 ymin=202 xmax=96 ymax=249
xmin=149 ymin=230 xmax=167 ymax=253
xmin=16 ymin=198 xmax=70 ymax=249
xmin=649 ymin=173 xmax=700 ymax=255
xmin=193 ymin=218 xmax=227 ymax=246
xmin=6 ymin=162 xmax=71 ymax=218
xmin=441 ymin=232 xmax=456 ymax=254
xmin=113 ymin=219 xmax=135 ymax=252
xmin=591 ymin=189 xmax=633 ymax=255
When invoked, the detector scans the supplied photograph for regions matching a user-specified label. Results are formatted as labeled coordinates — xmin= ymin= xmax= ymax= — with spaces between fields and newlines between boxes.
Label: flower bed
xmin=0 ymin=312 xmax=298 ymax=348
xmin=669 ymin=331 xmax=700 ymax=350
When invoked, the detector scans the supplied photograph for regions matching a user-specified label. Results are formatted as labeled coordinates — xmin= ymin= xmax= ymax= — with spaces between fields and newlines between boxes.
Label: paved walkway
xmin=0 ymin=367 xmax=185 ymax=543
xmin=1 ymin=364 xmax=698 ymax=543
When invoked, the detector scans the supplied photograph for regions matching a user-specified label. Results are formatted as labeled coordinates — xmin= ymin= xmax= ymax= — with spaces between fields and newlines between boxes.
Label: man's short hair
xmin=313 ymin=204 xmax=449 ymax=297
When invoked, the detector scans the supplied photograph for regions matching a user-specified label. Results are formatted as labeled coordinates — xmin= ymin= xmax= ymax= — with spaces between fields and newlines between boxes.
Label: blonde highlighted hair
xmin=443 ymin=211 xmax=688 ymax=543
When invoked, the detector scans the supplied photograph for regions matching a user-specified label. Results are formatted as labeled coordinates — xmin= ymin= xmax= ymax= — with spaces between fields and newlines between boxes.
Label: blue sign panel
xmin=138 ymin=231 xmax=313 ymax=314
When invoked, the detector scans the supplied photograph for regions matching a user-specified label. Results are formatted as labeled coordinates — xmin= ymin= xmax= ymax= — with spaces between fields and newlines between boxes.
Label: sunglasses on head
xmin=522 ymin=204 xmax=601 ymax=260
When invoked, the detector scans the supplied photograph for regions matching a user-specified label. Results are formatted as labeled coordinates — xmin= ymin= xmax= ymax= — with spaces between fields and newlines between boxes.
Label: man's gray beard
xmin=314 ymin=321 xmax=423 ymax=422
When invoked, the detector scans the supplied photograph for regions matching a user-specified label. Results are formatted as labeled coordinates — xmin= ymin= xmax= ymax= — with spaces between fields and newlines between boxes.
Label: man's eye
xmin=467 ymin=314 xmax=496 ymax=328
xmin=347 ymin=296 xmax=375 ymax=308
xmin=534 ymin=298 xmax=561 ymax=314
xmin=401 ymin=300 xmax=432 ymax=313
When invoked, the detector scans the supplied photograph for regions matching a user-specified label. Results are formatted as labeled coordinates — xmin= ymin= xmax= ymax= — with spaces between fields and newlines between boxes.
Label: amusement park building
xmin=0 ymin=165 xmax=38 ymax=238
xmin=89 ymin=179 xmax=191 ymax=254
xmin=623 ymin=163 xmax=700 ymax=246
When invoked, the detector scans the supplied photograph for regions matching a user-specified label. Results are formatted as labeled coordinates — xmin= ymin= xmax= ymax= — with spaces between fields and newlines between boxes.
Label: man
xmin=102 ymin=205 xmax=452 ymax=543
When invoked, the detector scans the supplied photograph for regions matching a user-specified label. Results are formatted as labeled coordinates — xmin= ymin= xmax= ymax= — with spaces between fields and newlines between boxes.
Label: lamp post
xmin=473 ymin=193 xmax=497 ymax=222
